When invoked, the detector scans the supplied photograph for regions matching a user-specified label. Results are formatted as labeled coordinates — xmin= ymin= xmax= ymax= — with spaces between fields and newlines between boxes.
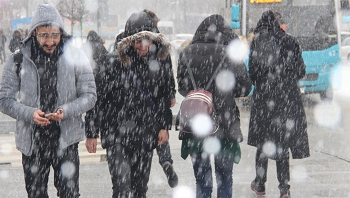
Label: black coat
xmin=247 ymin=10 xmax=310 ymax=159
xmin=86 ymin=12 xmax=174 ymax=150
xmin=85 ymin=52 xmax=125 ymax=148
xmin=177 ymin=14 xmax=252 ymax=141
xmin=9 ymin=36 xmax=21 ymax=53
xmin=81 ymin=30 xmax=108 ymax=76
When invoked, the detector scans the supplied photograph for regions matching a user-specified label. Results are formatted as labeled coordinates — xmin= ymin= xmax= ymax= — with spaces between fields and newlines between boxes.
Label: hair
xmin=33 ymin=25 xmax=62 ymax=34
xmin=143 ymin=9 xmax=160 ymax=24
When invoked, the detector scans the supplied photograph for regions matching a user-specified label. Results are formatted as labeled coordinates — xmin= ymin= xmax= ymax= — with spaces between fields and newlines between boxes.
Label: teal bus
xmin=240 ymin=0 xmax=341 ymax=100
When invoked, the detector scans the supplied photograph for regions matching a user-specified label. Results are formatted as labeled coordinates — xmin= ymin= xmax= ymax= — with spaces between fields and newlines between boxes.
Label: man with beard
xmin=0 ymin=4 xmax=96 ymax=198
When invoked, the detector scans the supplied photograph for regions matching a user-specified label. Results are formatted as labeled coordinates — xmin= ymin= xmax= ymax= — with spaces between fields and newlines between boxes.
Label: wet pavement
xmin=1 ymin=99 xmax=350 ymax=197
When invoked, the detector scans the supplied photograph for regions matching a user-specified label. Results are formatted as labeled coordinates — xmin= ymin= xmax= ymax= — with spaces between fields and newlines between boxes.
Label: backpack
xmin=177 ymin=55 xmax=226 ymax=140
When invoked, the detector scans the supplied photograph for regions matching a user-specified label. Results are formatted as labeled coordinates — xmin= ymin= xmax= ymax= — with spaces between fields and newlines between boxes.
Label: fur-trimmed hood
xmin=117 ymin=31 xmax=171 ymax=66
xmin=116 ymin=12 xmax=171 ymax=66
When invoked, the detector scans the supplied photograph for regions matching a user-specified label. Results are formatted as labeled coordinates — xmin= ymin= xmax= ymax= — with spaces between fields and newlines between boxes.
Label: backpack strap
xmin=204 ymin=54 xmax=227 ymax=90
xmin=184 ymin=55 xmax=198 ymax=90
xmin=183 ymin=53 xmax=227 ymax=91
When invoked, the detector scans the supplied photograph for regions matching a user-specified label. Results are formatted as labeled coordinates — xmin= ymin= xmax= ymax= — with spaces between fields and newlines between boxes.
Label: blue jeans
xmin=190 ymin=152 xmax=234 ymax=198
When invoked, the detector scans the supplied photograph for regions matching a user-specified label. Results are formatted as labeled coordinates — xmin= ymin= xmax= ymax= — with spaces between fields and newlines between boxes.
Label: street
xmin=0 ymin=47 xmax=350 ymax=197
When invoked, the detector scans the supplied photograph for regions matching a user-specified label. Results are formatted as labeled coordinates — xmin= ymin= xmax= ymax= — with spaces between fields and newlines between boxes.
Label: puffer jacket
xmin=0 ymin=4 xmax=96 ymax=156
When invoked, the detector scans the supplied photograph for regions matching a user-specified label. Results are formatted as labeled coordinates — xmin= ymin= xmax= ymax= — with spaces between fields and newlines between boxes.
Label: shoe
xmin=250 ymin=180 xmax=266 ymax=196
xmin=162 ymin=162 xmax=178 ymax=188
xmin=280 ymin=191 xmax=291 ymax=198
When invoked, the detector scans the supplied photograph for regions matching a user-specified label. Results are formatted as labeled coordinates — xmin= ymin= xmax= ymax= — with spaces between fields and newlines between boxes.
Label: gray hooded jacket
xmin=0 ymin=4 xmax=97 ymax=156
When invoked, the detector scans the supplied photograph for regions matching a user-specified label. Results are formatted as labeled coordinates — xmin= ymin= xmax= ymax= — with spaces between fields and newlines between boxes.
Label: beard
xmin=31 ymin=36 xmax=63 ymax=61
xmin=33 ymin=36 xmax=63 ymax=58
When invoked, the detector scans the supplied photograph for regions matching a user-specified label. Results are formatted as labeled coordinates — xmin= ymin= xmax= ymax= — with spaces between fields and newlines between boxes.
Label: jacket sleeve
xmin=84 ymin=72 xmax=105 ymax=139
xmin=157 ymin=55 xmax=174 ymax=130
xmin=292 ymin=39 xmax=306 ymax=80
xmin=0 ymin=54 xmax=37 ymax=124
xmin=166 ymin=55 xmax=176 ymax=99
xmin=58 ymin=48 xmax=97 ymax=119
xmin=230 ymin=59 xmax=252 ymax=98
xmin=248 ymin=40 xmax=259 ymax=85
xmin=177 ymin=52 xmax=192 ymax=97
xmin=85 ymin=54 xmax=119 ymax=138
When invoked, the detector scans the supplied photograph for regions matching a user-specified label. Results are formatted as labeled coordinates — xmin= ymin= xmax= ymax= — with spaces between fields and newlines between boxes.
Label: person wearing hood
xmin=247 ymin=10 xmax=310 ymax=198
xmin=85 ymin=11 xmax=173 ymax=197
xmin=0 ymin=4 xmax=96 ymax=198
xmin=143 ymin=8 xmax=178 ymax=188
xmin=81 ymin=30 xmax=108 ymax=76
xmin=9 ymin=30 xmax=22 ymax=53
xmin=177 ymin=14 xmax=252 ymax=198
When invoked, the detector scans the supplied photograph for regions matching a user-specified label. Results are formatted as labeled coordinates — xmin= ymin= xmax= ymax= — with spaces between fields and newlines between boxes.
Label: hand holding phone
xmin=45 ymin=108 xmax=64 ymax=121
xmin=33 ymin=109 xmax=51 ymax=126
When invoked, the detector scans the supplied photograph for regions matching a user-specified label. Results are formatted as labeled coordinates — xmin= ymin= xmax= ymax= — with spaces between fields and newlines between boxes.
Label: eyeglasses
xmin=37 ymin=32 xmax=61 ymax=40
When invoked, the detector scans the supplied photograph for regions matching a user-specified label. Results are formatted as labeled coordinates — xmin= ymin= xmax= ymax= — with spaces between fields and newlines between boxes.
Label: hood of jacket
xmin=117 ymin=12 xmax=171 ymax=66
xmin=254 ymin=10 xmax=284 ymax=36
xmin=22 ymin=4 xmax=70 ymax=43
xmin=191 ymin=14 xmax=238 ymax=45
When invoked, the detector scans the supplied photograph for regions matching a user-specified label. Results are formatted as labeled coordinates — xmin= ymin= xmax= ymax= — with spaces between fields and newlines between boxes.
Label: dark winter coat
xmin=84 ymin=53 xmax=126 ymax=149
xmin=85 ymin=12 xmax=174 ymax=150
xmin=177 ymin=14 xmax=252 ymax=161
xmin=247 ymin=10 xmax=310 ymax=160
xmin=9 ymin=30 xmax=22 ymax=53
xmin=81 ymin=30 xmax=108 ymax=75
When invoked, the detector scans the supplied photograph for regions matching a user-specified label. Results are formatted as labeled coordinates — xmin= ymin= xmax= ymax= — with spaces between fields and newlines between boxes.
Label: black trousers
xmin=22 ymin=142 xmax=80 ymax=198
xmin=106 ymin=143 xmax=153 ymax=198
xmin=155 ymin=141 xmax=173 ymax=166
xmin=254 ymin=147 xmax=290 ymax=193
